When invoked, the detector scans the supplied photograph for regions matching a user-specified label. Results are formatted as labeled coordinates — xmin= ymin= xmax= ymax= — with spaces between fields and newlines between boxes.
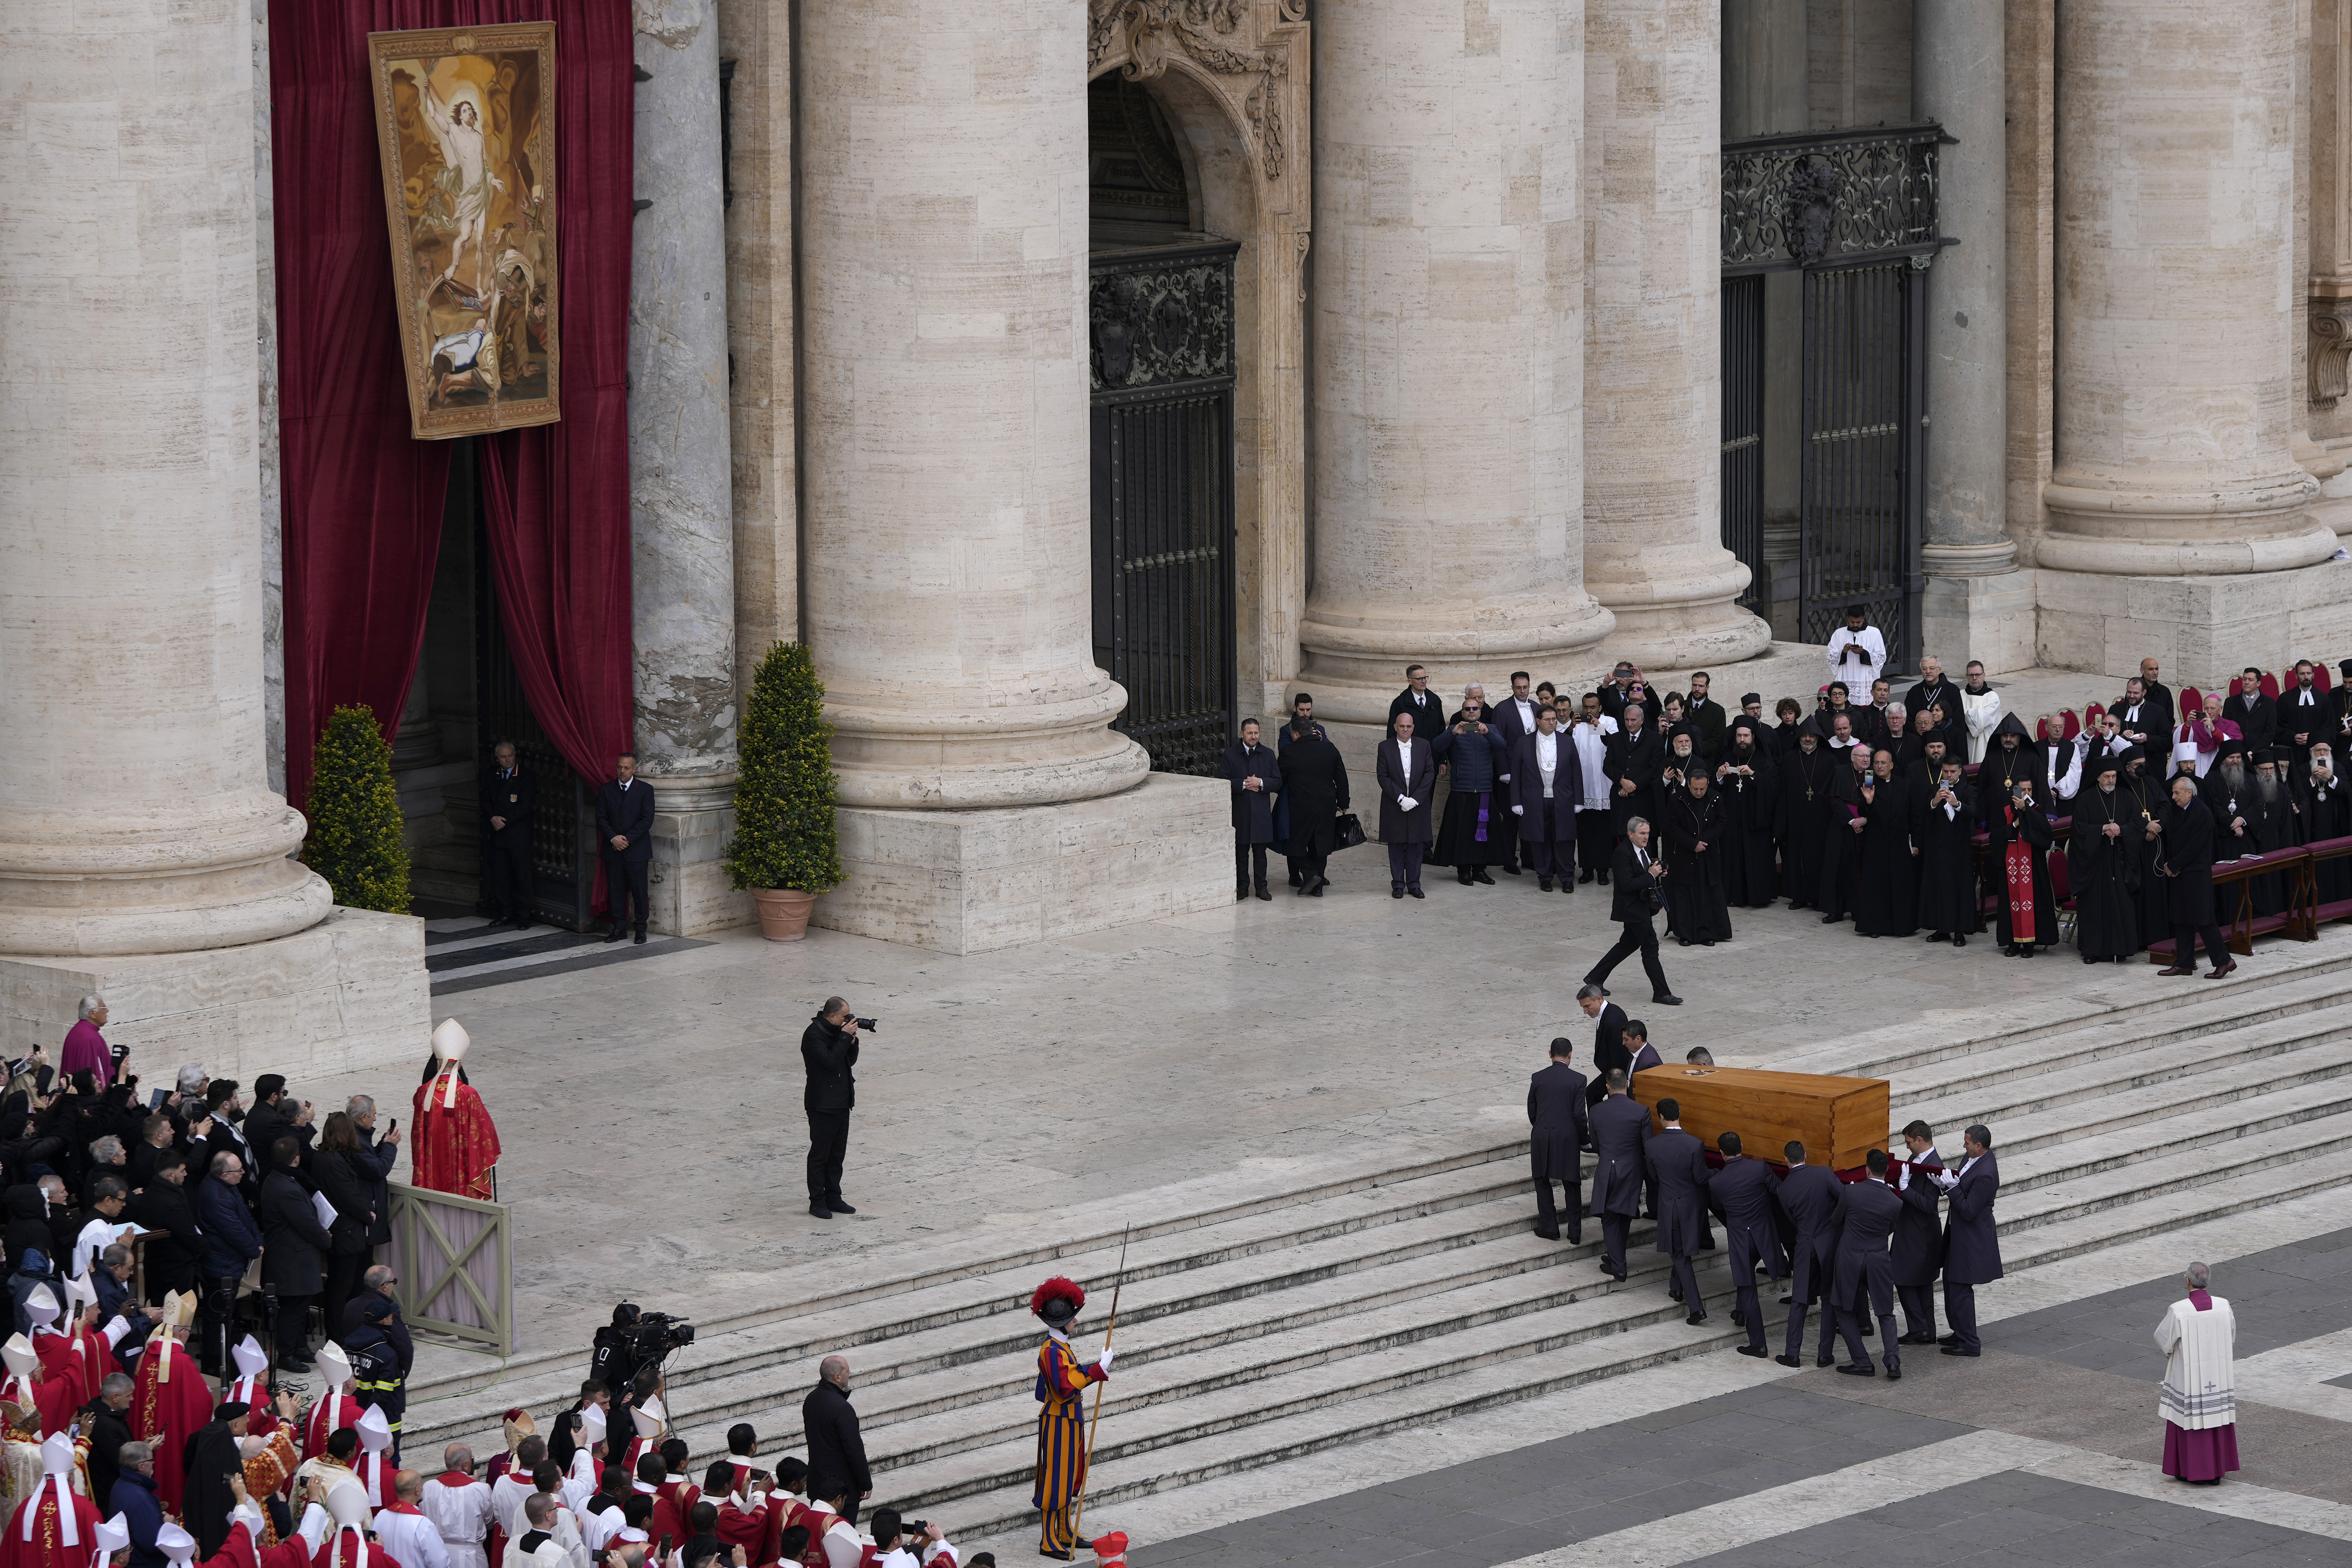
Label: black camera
xmin=853 ymin=1017 xmax=878 ymax=1032
xmin=632 ymin=1310 xmax=696 ymax=1354
xmin=590 ymin=1304 xmax=695 ymax=1390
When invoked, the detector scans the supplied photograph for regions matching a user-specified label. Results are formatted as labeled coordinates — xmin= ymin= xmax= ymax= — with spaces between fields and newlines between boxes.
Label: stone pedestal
xmin=795 ymin=0 xmax=1222 ymax=947
xmin=0 ymin=909 xmax=429 ymax=1085
xmin=1296 ymin=0 xmax=1613 ymax=721
xmin=2033 ymin=558 xmax=2352 ymax=680
xmin=2040 ymin=0 xmax=2335 ymax=589
xmin=647 ymin=778 xmax=752 ymax=937
xmin=1581 ymin=0 xmax=1771 ymax=670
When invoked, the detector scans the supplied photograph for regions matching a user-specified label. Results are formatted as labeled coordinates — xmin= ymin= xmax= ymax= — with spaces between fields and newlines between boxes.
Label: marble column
xmin=632 ymin=0 xmax=748 ymax=935
xmin=1914 ymin=0 xmax=2033 ymax=670
xmin=0 ymin=0 xmax=424 ymax=1067
xmin=1581 ymin=0 xmax=1770 ymax=670
xmin=2039 ymin=0 xmax=2336 ymax=668
xmin=795 ymin=0 xmax=1225 ymax=951
xmin=1298 ymin=0 xmax=1612 ymax=725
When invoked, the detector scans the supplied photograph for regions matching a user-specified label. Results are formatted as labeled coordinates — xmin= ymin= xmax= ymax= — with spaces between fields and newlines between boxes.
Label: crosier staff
xmin=1069 ymin=1225 xmax=1131 ymax=1547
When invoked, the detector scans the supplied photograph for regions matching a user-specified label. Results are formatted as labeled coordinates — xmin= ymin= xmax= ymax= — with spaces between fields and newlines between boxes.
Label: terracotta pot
xmin=752 ymin=887 xmax=817 ymax=941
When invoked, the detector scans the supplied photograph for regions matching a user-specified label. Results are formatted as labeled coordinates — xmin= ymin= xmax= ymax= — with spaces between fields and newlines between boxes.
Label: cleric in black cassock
xmin=2240 ymin=750 xmax=2301 ymax=915
xmin=2067 ymin=756 xmax=2142 ymax=962
xmin=1985 ymin=771 xmax=2057 ymax=958
xmin=1715 ymin=723 xmax=1778 ymax=908
xmin=1816 ymin=741 xmax=1872 ymax=923
xmin=2307 ymin=743 xmax=2352 ymax=902
xmin=1276 ymin=714 xmax=1349 ymax=896
xmin=2155 ymin=776 xmax=2232 ymax=977
xmin=1660 ymin=775 xmax=1732 ymax=945
xmin=2122 ymin=754 xmax=2172 ymax=944
xmin=1914 ymin=760 xmax=1975 ymax=945
xmin=1852 ymin=749 xmax=1918 ymax=938
xmin=1776 ymin=728 xmax=1836 ymax=910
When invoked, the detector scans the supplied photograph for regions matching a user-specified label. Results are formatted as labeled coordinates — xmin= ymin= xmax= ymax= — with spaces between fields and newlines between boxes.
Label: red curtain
xmin=269 ymin=0 xmax=633 ymax=810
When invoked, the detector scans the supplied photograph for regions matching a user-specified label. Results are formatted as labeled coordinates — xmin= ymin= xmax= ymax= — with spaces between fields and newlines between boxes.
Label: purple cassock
xmin=60 ymin=1018 xmax=113 ymax=1087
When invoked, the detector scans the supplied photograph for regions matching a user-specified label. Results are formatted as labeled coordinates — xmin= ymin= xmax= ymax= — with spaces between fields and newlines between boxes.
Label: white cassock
xmin=579 ymin=1505 xmax=624 ymax=1555
xmin=423 ymin=1475 xmax=497 ymax=1568
xmin=489 ymin=1474 xmax=536 ymax=1539
xmin=1825 ymin=624 xmax=1885 ymax=697
xmin=376 ymin=1508 xmax=453 ymax=1568
xmin=499 ymin=1513 xmax=589 ymax=1568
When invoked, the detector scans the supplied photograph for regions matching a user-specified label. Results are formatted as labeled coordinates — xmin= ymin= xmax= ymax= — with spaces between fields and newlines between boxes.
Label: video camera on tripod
xmin=589 ymin=1302 xmax=696 ymax=1392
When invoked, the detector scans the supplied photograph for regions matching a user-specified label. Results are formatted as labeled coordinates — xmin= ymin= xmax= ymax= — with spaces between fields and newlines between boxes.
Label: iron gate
xmin=1089 ymin=240 xmax=1240 ymax=776
xmin=1721 ymin=124 xmax=1950 ymax=667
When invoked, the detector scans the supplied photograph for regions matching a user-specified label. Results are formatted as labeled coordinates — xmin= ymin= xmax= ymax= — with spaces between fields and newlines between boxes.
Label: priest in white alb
xmin=2155 ymin=1260 xmax=2239 ymax=1485
xmin=1823 ymin=606 xmax=1885 ymax=701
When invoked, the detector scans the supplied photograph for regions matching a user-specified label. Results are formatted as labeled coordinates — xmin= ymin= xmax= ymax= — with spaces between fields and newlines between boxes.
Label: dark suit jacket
xmin=1375 ymin=737 xmax=1437 ymax=845
xmin=1891 ymin=1152 xmax=1945 ymax=1287
xmin=1608 ymin=838 xmax=1663 ymax=923
xmin=1605 ymin=725 xmax=1663 ymax=827
xmin=1222 ymin=741 xmax=1281 ymax=842
xmin=1832 ymin=1178 xmax=1904 ymax=1307
xmin=1590 ymin=1002 xmax=1630 ymax=1082
xmin=801 ymin=1378 xmax=871 ymax=1494
xmin=2226 ymin=693 xmax=2279 ymax=752
xmin=1647 ymin=1128 xmax=1712 ymax=1256
xmin=482 ymin=765 xmax=537 ymax=847
xmin=1526 ymin=1063 xmax=1590 ymax=1180
xmin=1774 ymin=1164 xmax=1843 ymax=1303
xmin=800 ymin=1015 xmax=858 ymax=1114
xmin=1586 ymin=1094 xmax=1651 ymax=1217
xmin=256 ymin=1168 xmax=330 ymax=1297
xmin=1941 ymin=1153 xmax=2003 ymax=1284
xmin=1508 ymin=731 xmax=1582 ymax=843
xmin=1708 ymin=1157 xmax=1786 ymax=1279
xmin=594 ymin=779 xmax=656 ymax=863
xmin=1388 ymin=687 xmax=1447 ymax=742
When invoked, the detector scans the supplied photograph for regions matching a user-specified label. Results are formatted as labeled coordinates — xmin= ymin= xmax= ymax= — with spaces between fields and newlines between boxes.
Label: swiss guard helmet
xmin=1029 ymin=1277 xmax=1086 ymax=1330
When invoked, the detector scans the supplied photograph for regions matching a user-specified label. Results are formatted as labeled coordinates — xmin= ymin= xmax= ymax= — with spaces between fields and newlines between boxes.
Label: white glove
xmin=1511 ymin=805 xmax=1524 ymax=816
xmin=1096 ymin=1345 xmax=1116 ymax=1374
xmin=1398 ymin=796 xmax=1418 ymax=812
xmin=1500 ymin=773 xmax=1511 ymax=782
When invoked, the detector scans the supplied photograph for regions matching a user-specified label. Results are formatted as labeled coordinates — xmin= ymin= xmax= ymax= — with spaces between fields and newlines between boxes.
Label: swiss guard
xmin=1030 ymin=1278 xmax=1113 ymax=1561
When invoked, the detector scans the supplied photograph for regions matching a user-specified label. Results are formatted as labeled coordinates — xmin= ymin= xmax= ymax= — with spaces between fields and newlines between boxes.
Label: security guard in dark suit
xmin=481 ymin=740 xmax=538 ymax=928
xmin=1527 ymin=1040 xmax=1590 ymax=1242
xmin=1583 ymin=819 xmax=1681 ymax=1005
xmin=593 ymin=753 xmax=656 ymax=943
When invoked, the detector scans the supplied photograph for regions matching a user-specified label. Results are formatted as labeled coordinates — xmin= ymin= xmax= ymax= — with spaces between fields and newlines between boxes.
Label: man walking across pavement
xmin=1584 ymin=818 xmax=1682 ymax=1005
xmin=1707 ymin=1132 xmax=1786 ymax=1358
xmin=1831 ymin=1150 xmax=1905 ymax=1380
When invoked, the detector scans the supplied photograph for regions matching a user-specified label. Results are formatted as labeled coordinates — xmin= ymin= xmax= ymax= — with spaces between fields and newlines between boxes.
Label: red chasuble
xmin=2002 ymin=806 xmax=2038 ymax=942
xmin=130 ymin=1335 xmax=213 ymax=1515
xmin=0 ymin=1480 xmax=102 ymax=1568
xmin=229 ymin=1373 xmax=282 ymax=1441
xmin=715 ymin=1501 xmax=768 ymax=1566
xmin=203 ymin=1519 xmax=317 ymax=1568
xmin=412 ymin=1071 xmax=501 ymax=1201
xmin=304 ymin=1392 xmax=360 ymax=1463
xmin=1 ymin=1365 xmax=82 ymax=1441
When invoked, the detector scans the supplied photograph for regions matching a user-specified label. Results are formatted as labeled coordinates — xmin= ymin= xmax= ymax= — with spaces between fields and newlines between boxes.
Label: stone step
xmin=1990 ymin=1079 xmax=2352 ymax=1198
xmin=1992 ymin=1106 xmax=2352 ymax=1237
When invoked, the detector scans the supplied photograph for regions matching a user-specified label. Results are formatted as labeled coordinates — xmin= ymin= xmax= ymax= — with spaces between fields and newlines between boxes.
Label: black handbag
xmin=1334 ymin=811 xmax=1368 ymax=850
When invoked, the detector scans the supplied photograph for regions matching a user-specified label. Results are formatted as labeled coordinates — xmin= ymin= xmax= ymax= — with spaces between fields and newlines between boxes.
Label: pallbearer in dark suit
xmin=593 ymin=753 xmax=656 ymax=944
xmin=1831 ymin=1150 xmax=1905 ymax=1379
xmin=1376 ymin=714 xmax=1436 ymax=899
xmin=1936 ymin=1124 xmax=2002 ymax=1356
xmin=1578 ymin=987 xmax=1629 ymax=1107
xmin=1773 ymin=1141 xmax=1843 ymax=1367
xmin=1222 ymin=719 xmax=1281 ymax=901
xmin=1526 ymin=1041 xmax=1590 ymax=1242
xmin=1707 ymin=1132 xmax=1785 ymax=1356
xmin=1648 ymin=1099 xmax=1712 ymax=1323
xmin=1586 ymin=1071 xmax=1650 ymax=1280
xmin=1891 ymin=1120 xmax=1945 ymax=1343
xmin=480 ymin=739 xmax=538 ymax=929
xmin=1508 ymin=705 xmax=1583 ymax=891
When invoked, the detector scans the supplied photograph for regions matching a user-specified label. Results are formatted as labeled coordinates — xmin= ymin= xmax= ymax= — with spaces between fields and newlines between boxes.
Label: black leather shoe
xmin=1775 ymin=1354 xmax=1802 ymax=1368
xmin=1534 ymin=1226 xmax=1561 ymax=1241
xmin=1306 ymin=879 xmax=1325 ymax=897
xmin=1578 ymin=869 xmax=1595 ymax=884
xmin=1953 ymin=935 xmax=1967 ymax=947
xmin=1884 ymin=1363 xmax=1902 ymax=1381
xmin=1669 ymin=1288 xmax=1684 ymax=1303
xmin=1504 ymin=863 xmax=1521 ymax=876
xmin=1937 ymin=1333 xmax=1961 ymax=1346
xmin=1821 ymin=912 xmax=1841 ymax=924
xmin=1836 ymin=1362 xmax=1875 ymax=1377
xmin=1392 ymin=887 xmax=1405 ymax=899
xmin=605 ymin=926 xmax=627 ymax=943
xmin=1653 ymin=994 xmax=1683 ymax=1005
xmin=1940 ymin=1345 xmax=1980 ymax=1357
xmin=1538 ymin=879 xmax=1554 ymax=892
xmin=808 ymin=1203 xmax=831 ymax=1220
xmin=1730 ymin=1310 xmax=1745 ymax=1327
xmin=1816 ymin=1356 xmax=1835 ymax=1368
xmin=1736 ymin=1344 xmax=1768 ymax=1359
xmin=1472 ymin=868 xmax=1496 ymax=885
xmin=633 ymin=931 xmax=647 ymax=944
xmin=1597 ymin=871 xmax=1610 ymax=885
xmin=1901 ymin=1330 xmax=1937 ymax=1345
xmin=1238 ymin=888 xmax=1251 ymax=902
xmin=1408 ymin=888 xmax=1425 ymax=899
xmin=1255 ymin=887 xmax=1272 ymax=901
xmin=1686 ymin=1312 xmax=1708 ymax=1325
xmin=826 ymin=1199 xmax=856 ymax=1214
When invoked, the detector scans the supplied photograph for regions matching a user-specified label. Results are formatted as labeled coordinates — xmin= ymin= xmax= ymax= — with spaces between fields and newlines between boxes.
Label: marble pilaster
xmin=1297 ymin=0 xmax=1613 ymax=721
xmin=1581 ymin=0 xmax=1770 ymax=671
xmin=632 ymin=0 xmax=751 ymax=935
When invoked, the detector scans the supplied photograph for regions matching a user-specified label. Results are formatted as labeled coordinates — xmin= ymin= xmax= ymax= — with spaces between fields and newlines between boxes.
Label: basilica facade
xmin=4 ymin=0 xmax=2349 ymax=1068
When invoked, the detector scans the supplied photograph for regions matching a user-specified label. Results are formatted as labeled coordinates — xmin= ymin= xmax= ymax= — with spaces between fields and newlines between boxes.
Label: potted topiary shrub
xmin=725 ymin=641 xmax=845 ymax=940
xmin=302 ymin=703 xmax=412 ymax=914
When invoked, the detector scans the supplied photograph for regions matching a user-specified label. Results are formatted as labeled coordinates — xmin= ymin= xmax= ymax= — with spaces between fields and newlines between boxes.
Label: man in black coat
xmin=1891 ymin=1121 xmax=1945 ymax=1344
xmin=1489 ymin=673 xmax=1543 ymax=875
xmin=242 ymin=1075 xmax=314 ymax=1175
xmin=1221 ymin=719 xmax=1281 ymax=902
xmin=481 ymin=740 xmax=539 ymax=929
xmin=83 ymin=1373 xmax=135 ymax=1507
xmin=1583 ymin=821 xmax=1679 ymax=1005
xmin=1586 ymin=1072 xmax=1649 ymax=1281
xmin=1708 ymin=1133 xmax=1785 ymax=1355
xmin=1387 ymin=664 xmax=1445 ymax=743
xmin=1508 ymin=705 xmax=1583 ymax=891
xmin=1276 ymin=703 xmax=1349 ymax=897
xmin=594 ymin=754 xmax=656 ymax=944
xmin=1526 ymin=1041 xmax=1589 ymax=1243
xmin=256 ymin=1135 xmax=330 ymax=1370
xmin=1604 ymin=706 xmax=1663 ymax=834
xmin=1830 ymin=1150 xmax=1905 ymax=1379
xmin=1773 ymin=1140 xmax=1844 ymax=1367
xmin=1577 ymin=987 xmax=1629 ymax=1107
xmin=802 ymin=1002 xmax=860 ymax=1221
xmin=2225 ymin=668 xmax=2279 ymax=756
xmin=1375 ymin=712 xmax=1436 ymax=899
xmin=1649 ymin=1100 xmax=1712 ymax=1324
xmin=2154 ymin=774 xmax=2232 ymax=977
xmin=1938 ymin=1123 xmax=2002 ymax=1356
xmin=125 ymin=1149 xmax=201 ymax=1300
xmin=802 ymin=1356 xmax=871 ymax=1523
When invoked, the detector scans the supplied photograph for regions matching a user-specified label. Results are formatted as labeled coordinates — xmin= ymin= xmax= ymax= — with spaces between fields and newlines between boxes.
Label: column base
xmin=648 ymin=778 xmax=756 ymax=938
xmin=0 ymin=907 xmax=430 ymax=1083
xmin=2032 ymin=555 xmax=2352 ymax=679
xmin=816 ymin=773 xmax=1229 ymax=954
xmin=1922 ymin=565 xmax=2037 ymax=675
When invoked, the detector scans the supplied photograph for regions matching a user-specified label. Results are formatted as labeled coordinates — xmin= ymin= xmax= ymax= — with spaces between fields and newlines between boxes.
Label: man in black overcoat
xmin=1707 ymin=1132 xmax=1785 ymax=1355
xmin=1915 ymin=759 xmax=1976 ymax=944
xmin=1648 ymin=1099 xmax=1712 ymax=1323
xmin=1577 ymin=987 xmax=1629 ymax=1107
xmin=481 ymin=739 xmax=537 ymax=928
xmin=1508 ymin=705 xmax=1583 ymax=891
xmin=1221 ymin=719 xmax=1281 ymax=902
xmin=1937 ymin=1124 xmax=2002 ymax=1356
xmin=1830 ymin=1150 xmax=1905 ymax=1379
xmin=1891 ymin=1121 xmax=1945 ymax=1343
xmin=1586 ymin=1072 xmax=1650 ymax=1280
xmin=1772 ymin=1140 xmax=1843 ymax=1367
xmin=1387 ymin=664 xmax=1445 ymax=742
xmin=593 ymin=753 xmax=656 ymax=943
xmin=1604 ymin=706 xmax=1663 ymax=835
xmin=2153 ymin=773 xmax=2231 ymax=977
xmin=1526 ymin=1041 xmax=1589 ymax=1243
xmin=1376 ymin=711 xmax=1436 ymax=899
xmin=1277 ymin=704 xmax=1349 ymax=897
xmin=801 ymin=1001 xmax=859 ymax=1220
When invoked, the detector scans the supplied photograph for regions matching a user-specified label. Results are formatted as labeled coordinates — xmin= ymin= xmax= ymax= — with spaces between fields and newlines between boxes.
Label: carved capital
xmin=2313 ymin=291 xmax=2352 ymax=408
xmin=1089 ymin=0 xmax=1301 ymax=183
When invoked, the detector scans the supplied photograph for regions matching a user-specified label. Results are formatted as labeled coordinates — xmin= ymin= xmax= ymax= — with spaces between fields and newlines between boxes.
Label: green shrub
xmin=303 ymin=704 xmax=411 ymax=913
xmin=725 ymin=642 xmax=845 ymax=893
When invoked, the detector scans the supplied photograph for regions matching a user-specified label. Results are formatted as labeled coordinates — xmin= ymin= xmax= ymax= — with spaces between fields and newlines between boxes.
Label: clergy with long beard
xmin=1776 ymin=727 xmax=1835 ymax=910
xmin=2120 ymin=753 xmax=2172 ymax=947
xmin=1977 ymin=713 xmax=2036 ymax=815
xmin=2199 ymin=741 xmax=2264 ymax=867
xmin=2239 ymin=750 xmax=2302 ymax=915
xmin=2306 ymin=744 xmax=2352 ymax=902
xmin=2068 ymin=757 xmax=2142 ymax=962
xmin=1816 ymin=740 xmax=1874 ymax=924
xmin=1852 ymin=749 xmax=1918 ymax=938
xmin=1714 ymin=722 xmax=1778 ymax=908
xmin=1659 ymin=774 xmax=1731 ymax=946
xmin=1915 ymin=759 xmax=1975 ymax=946
xmin=1987 ymin=773 xmax=2056 ymax=958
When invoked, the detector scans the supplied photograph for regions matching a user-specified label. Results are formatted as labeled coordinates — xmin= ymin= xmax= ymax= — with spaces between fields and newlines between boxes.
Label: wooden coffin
xmin=1630 ymin=1065 xmax=1889 ymax=1173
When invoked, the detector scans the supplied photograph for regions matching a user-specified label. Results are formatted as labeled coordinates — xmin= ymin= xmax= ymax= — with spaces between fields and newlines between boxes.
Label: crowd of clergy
xmin=1225 ymin=620 xmax=2352 ymax=977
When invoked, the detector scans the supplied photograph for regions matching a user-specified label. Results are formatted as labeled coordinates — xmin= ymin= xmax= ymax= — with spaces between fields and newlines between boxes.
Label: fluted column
xmin=0 ymin=0 xmax=332 ymax=957
xmin=2040 ymin=0 xmax=2333 ymax=577
xmin=797 ymin=0 xmax=1144 ymax=809
xmin=1581 ymin=0 xmax=1769 ymax=669
xmin=1297 ymin=0 xmax=1612 ymax=720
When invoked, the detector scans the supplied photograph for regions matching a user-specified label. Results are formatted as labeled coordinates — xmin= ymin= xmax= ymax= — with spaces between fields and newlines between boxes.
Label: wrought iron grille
xmin=1722 ymin=123 xmax=1951 ymax=275
xmin=1090 ymin=241 xmax=1240 ymax=776
xmin=1720 ymin=273 xmax=1765 ymax=613
xmin=1800 ymin=261 xmax=1925 ymax=658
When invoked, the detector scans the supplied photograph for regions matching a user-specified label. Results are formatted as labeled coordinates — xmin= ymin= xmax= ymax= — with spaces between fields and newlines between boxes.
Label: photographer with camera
xmin=802 ymin=1001 xmax=872 ymax=1222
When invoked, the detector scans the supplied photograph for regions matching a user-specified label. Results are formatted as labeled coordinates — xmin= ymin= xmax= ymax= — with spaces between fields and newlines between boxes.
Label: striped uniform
xmin=1031 ymin=1333 xmax=1106 ymax=1554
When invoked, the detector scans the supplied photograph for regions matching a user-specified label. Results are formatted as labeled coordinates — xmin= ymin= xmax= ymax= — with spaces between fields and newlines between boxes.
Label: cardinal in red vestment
xmin=302 ymin=1347 xmax=361 ymax=1465
xmin=412 ymin=1021 xmax=500 ymax=1202
xmin=2 ymin=1335 xmax=82 ymax=1442
xmin=0 ymin=1437 xmax=101 ymax=1568
xmin=131 ymin=1301 xmax=214 ymax=1517
xmin=225 ymin=1339 xmax=282 ymax=1441
xmin=315 ymin=1481 xmax=404 ymax=1568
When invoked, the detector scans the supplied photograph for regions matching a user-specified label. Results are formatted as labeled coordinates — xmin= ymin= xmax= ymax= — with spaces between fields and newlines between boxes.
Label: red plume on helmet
xmin=1030 ymin=1277 xmax=1086 ymax=1320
